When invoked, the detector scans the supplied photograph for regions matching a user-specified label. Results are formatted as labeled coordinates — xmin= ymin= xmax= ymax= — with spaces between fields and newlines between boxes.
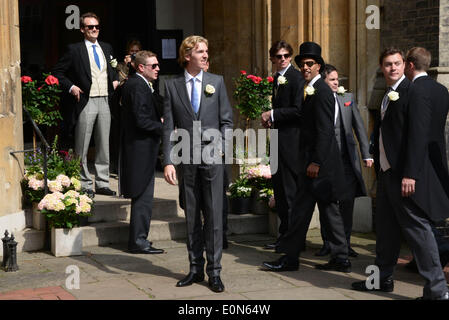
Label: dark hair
xmin=379 ymin=47 xmax=405 ymax=65
xmin=406 ymin=47 xmax=431 ymax=71
xmin=80 ymin=12 xmax=100 ymax=28
xmin=269 ymin=40 xmax=293 ymax=58
xmin=126 ymin=39 xmax=142 ymax=54
xmin=321 ymin=64 xmax=337 ymax=79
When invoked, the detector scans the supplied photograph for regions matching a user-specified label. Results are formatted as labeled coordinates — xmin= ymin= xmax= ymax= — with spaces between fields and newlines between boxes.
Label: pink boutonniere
xmin=344 ymin=102 xmax=352 ymax=107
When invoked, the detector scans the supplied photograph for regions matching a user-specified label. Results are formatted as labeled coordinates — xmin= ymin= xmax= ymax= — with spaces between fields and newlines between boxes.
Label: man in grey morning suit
xmin=53 ymin=12 xmax=119 ymax=198
xmin=163 ymin=36 xmax=233 ymax=293
xmin=352 ymin=48 xmax=449 ymax=300
xmin=316 ymin=64 xmax=373 ymax=258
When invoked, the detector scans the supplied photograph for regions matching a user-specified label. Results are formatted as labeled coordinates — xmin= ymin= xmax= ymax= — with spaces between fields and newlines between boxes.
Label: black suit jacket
xmin=272 ymin=66 xmax=305 ymax=175
xmin=374 ymin=76 xmax=449 ymax=222
xmin=119 ymin=74 xmax=163 ymax=198
xmin=301 ymin=77 xmax=345 ymax=202
xmin=52 ymin=41 xmax=119 ymax=134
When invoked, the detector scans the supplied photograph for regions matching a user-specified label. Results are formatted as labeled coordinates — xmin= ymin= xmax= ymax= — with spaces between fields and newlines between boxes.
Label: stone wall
xmin=381 ymin=0 xmax=440 ymax=66
xmin=0 ymin=0 xmax=24 ymax=218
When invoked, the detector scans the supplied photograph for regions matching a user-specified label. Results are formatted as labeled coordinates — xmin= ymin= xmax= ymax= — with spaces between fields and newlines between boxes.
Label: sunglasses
xmin=144 ymin=63 xmax=160 ymax=69
xmin=298 ymin=61 xmax=317 ymax=68
xmin=85 ymin=25 xmax=100 ymax=30
xmin=275 ymin=54 xmax=291 ymax=59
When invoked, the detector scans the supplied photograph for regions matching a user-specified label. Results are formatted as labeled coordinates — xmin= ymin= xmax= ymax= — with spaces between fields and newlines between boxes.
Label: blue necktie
xmin=92 ymin=45 xmax=101 ymax=70
xmin=191 ymin=78 xmax=200 ymax=114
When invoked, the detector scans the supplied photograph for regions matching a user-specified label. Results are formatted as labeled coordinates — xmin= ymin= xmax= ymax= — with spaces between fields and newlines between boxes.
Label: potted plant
xmin=229 ymin=177 xmax=253 ymax=214
xmin=38 ymin=190 xmax=93 ymax=257
xmin=21 ymin=136 xmax=84 ymax=230
xmin=21 ymin=73 xmax=62 ymax=149
xmin=244 ymin=164 xmax=273 ymax=215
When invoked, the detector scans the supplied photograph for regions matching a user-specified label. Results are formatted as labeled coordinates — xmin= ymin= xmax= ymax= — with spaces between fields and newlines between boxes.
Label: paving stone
xmin=69 ymin=278 xmax=151 ymax=300
xmin=241 ymin=287 xmax=351 ymax=300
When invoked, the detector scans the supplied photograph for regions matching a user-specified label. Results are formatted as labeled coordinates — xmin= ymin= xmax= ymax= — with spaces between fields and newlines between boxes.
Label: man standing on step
xmin=163 ymin=36 xmax=233 ymax=293
xmin=120 ymin=51 xmax=165 ymax=255
xmin=53 ymin=12 xmax=119 ymax=199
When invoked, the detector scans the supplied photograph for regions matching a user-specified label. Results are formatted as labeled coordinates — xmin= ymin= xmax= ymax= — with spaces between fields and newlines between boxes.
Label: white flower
xmin=110 ymin=58 xmax=118 ymax=68
xmin=337 ymin=86 xmax=347 ymax=95
xmin=277 ymin=76 xmax=287 ymax=86
xmin=388 ymin=91 xmax=400 ymax=101
xmin=205 ymin=84 xmax=215 ymax=95
xmin=305 ymin=86 xmax=316 ymax=96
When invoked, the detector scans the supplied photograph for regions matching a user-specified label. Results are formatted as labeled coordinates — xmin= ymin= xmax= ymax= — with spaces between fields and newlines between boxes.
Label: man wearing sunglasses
xmin=260 ymin=40 xmax=305 ymax=252
xmin=53 ymin=12 xmax=119 ymax=199
xmin=263 ymin=42 xmax=350 ymax=273
xmin=120 ymin=51 xmax=164 ymax=255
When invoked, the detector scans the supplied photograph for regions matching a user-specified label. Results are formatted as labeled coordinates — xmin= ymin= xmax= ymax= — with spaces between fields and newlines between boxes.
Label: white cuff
xmin=271 ymin=110 xmax=274 ymax=122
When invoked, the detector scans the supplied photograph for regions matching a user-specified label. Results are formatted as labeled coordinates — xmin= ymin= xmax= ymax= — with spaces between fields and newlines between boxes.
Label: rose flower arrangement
xmin=243 ymin=164 xmax=274 ymax=203
xmin=233 ymin=70 xmax=274 ymax=120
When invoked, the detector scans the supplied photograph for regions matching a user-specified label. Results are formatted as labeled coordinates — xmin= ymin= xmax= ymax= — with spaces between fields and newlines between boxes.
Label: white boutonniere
xmin=205 ymin=84 xmax=215 ymax=96
xmin=305 ymin=86 xmax=316 ymax=96
xmin=110 ymin=57 xmax=118 ymax=68
xmin=388 ymin=91 xmax=400 ymax=101
xmin=277 ymin=76 xmax=288 ymax=86
xmin=337 ymin=86 xmax=347 ymax=96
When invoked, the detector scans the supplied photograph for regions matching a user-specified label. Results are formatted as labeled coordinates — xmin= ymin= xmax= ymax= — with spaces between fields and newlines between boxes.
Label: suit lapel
xmin=174 ymin=75 xmax=195 ymax=118
xmin=383 ymin=78 xmax=409 ymax=122
xmin=336 ymin=94 xmax=350 ymax=129
xmin=198 ymin=72 xmax=209 ymax=118
xmin=79 ymin=42 xmax=91 ymax=80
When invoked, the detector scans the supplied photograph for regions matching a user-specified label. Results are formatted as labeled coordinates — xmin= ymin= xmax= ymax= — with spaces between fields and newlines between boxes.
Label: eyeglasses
xmin=275 ymin=54 xmax=291 ymax=59
xmin=85 ymin=25 xmax=100 ymax=30
xmin=144 ymin=63 xmax=160 ymax=69
xmin=298 ymin=61 xmax=317 ymax=68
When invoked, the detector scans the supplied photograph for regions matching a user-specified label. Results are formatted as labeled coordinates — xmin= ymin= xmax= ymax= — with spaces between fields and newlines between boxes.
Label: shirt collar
xmin=136 ymin=72 xmax=153 ymax=91
xmin=277 ymin=64 xmax=291 ymax=76
xmin=413 ymin=72 xmax=428 ymax=82
xmin=308 ymin=74 xmax=321 ymax=87
xmin=85 ymin=39 xmax=99 ymax=48
xmin=185 ymin=70 xmax=204 ymax=83
xmin=390 ymin=74 xmax=406 ymax=91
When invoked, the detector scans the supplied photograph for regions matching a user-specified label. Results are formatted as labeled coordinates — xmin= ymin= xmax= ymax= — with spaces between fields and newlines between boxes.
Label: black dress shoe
xmin=208 ymin=276 xmax=225 ymax=293
xmin=351 ymin=277 xmax=394 ymax=292
xmin=315 ymin=246 xmax=331 ymax=257
xmin=262 ymin=255 xmax=299 ymax=272
xmin=348 ymin=247 xmax=359 ymax=258
xmin=96 ymin=187 xmax=117 ymax=196
xmin=82 ymin=189 xmax=95 ymax=199
xmin=129 ymin=246 xmax=165 ymax=254
xmin=176 ymin=272 xmax=205 ymax=287
xmin=315 ymin=258 xmax=351 ymax=273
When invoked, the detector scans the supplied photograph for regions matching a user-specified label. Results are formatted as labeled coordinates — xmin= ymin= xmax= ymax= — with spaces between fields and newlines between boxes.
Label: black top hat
xmin=295 ymin=42 xmax=325 ymax=72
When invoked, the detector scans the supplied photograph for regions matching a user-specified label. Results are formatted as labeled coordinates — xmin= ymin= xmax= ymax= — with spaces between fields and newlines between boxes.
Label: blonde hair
xmin=178 ymin=35 xmax=209 ymax=68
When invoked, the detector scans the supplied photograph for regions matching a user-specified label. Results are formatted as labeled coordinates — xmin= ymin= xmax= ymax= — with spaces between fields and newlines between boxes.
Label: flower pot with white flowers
xmin=229 ymin=178 xmax=253 ymax=215
xmin=38 ymin=191 xmax=93 ymax=257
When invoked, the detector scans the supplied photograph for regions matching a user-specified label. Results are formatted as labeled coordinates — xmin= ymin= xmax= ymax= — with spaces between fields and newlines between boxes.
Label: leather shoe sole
xmin=129 ymin=247 xmax=165 ymax=254
xmin=176 ymin=273 xmax=205 ymax=287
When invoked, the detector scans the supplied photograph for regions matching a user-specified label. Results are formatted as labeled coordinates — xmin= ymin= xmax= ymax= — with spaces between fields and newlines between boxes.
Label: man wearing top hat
xmin=262 ymin=42 xmax=351 ymax=273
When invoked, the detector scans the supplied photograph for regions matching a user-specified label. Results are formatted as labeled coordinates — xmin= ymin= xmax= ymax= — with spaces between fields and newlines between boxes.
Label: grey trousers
xmin=375 ymin=170 xmax=448 ymax=299
xmin=75 ymin=97 xmax=111 ymax=190
xmin=179 ymin=163 xmax=224 ymax=277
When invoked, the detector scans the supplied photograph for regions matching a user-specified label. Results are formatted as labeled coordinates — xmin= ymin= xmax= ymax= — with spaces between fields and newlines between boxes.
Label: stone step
xmin=89 ymin=197 xmax=179 ymax=223
xmin=81 ymin=213 xmax=269 ymax=248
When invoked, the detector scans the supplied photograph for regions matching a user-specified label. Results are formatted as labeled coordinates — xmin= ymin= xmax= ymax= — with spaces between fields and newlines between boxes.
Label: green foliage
xmin=229 ymin=177 xmax=253 ymax=199
xmin=233 ymin=71 xmax=274 ymax=120
xmin=21 ymin=73 xmax=62 ymax=127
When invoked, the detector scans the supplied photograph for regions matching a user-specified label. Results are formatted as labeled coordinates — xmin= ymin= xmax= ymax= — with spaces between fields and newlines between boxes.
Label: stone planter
xmin=230 ymin=197 xmax=252 ymax=215
xmin=32 ymin=202 xmax=46 ymax=231
xmin=51 ymin=227 xmax=83 ymax=257
xmin=252 ymin=198 xmax=269 ymax=215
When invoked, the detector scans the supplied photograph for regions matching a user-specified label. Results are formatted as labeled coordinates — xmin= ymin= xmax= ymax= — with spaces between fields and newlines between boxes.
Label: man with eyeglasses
xmin=53 ymin=12 xmax=119 ymax=199
xmin=262 ymin=42 xmax=350 ymax=273
xmin=119 ymin=51 xmax=164 ymax=255
xmin=162 ymin=36 xmax=233 ymax=293
xmin=260 ymin=40 xmax=305 ymax=252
